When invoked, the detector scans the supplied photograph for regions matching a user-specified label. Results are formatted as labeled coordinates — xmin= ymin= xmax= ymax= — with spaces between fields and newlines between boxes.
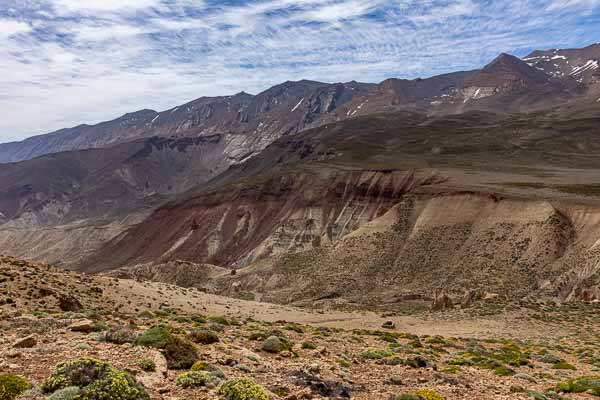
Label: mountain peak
xmin=463 ymin=51 xmax=549 ymax=90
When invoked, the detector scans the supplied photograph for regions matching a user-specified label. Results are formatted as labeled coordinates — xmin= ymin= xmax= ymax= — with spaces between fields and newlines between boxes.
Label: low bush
xmin=176 ymin=371 xmax=209 ymax=388
xmin=218 ymin=377 xmax=269 ymax=400
xmin=163 ymin=335 xmax=198 ymax=369
xmin=42 ymin=358 xmax=149 ymax=400
xmin=0 ymin=374 xmax=30 ymax=400
xmin=135 ymin=326 xmax=170 ymax=348
xmin=190 ymin=328 xmax=219 ymax=345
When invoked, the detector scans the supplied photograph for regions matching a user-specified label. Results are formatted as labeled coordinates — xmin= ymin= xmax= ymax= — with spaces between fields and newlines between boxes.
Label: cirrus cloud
xmin=0 ymin=0 xmax=599 ymax=142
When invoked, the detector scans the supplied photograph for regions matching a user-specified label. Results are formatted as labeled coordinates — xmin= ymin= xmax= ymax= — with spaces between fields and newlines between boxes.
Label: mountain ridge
xmin=2 ymin=43 xmax=598 ymax=165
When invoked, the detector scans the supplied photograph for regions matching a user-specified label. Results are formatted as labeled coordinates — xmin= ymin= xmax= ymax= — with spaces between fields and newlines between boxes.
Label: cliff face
xmin=79 ymin=169 xmax=443 ymax=272
xmin=213 ymin=193 xmax=600 ymax=306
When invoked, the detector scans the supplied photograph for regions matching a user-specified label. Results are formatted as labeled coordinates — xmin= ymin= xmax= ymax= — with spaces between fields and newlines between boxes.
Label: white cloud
xmin=0 ymin=18 xmax=31 ymax=39
xmin=52 ymin=0 xmax=162 ymax=14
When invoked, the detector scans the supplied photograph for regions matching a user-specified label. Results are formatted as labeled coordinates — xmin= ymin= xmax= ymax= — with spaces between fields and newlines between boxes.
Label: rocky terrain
xmin=2 ymin=256 xmax=600 ymax=400
xmin=2 ymin=43 xmax=600 ymax=400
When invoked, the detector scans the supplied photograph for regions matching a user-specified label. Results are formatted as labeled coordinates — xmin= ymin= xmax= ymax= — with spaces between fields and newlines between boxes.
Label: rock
xmin=280 ymin=351 xmax=292 ymax=358
xmin=431 ymin=290 xmax=454 ymax=311
xmin=6 ymin=351 xmax=22 ymax=358
xmin=58 ymin=294 xmax=83 ymax=312
xmin=382 ymin=321 xmax=396 ymax=329
xmin=13 ymin=335 xmax=36 ymax=348
xmin=68 ymin=319 xmax=94 ymax=333
xmin=461 ymin=289 xmax=484 ymax=308
xmin=483 ymin=292 xmax=499 ymax=302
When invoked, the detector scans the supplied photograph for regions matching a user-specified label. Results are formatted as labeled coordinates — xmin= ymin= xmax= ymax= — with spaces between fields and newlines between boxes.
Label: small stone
xmin=382 ymin=321 xmax=396 ymax=329
xmin=13 ymin=335 xmax=36 ymax=348
xmin=280 ymin=351 xmax=292 ymax=358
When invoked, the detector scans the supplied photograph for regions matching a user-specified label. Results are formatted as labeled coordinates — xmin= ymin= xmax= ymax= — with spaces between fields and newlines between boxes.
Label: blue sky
xmin=0 ymin=0 xmax=599 ymax=142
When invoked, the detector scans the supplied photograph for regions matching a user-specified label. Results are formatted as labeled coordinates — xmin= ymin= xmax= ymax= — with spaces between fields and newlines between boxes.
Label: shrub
xmin=0 ymin=374 xmax=30 ymax=400
xmin=163 ymin=335 xmax=198 ymax=369
xmin=104 ymin=326 xmax=137 ymax=345
xmin=261 ymin=336 xmax=292 ymax=353
xmin=359 ymin=349 xmax=393 ymax=360
xmin=191 ymin=361 xmax=206 ymax=371
xmin=190 ymin=328 xmax=219 ymax=345
xmin=301 ymin=341 xmax=316 ymax=350
xmin=48 ymin=386 xmax=81 ymax=400
xmin=555 ymin=376 xmax=600 ymax=395
xmin=42 ymin=358 xmax=149 ymax=400
xmin=390 ymin=395 xmax=421 ymax=400
xmin=135 ymin=326 xmax=170 ymax=348
xmin=138 ymin=358 xmax=156 ymax=372
xmin=552 ymin=361 xmax=576 ymax=370
xmin=493 ymin=366 xmax=516 ymax=377
xmin=413 ymin=390 xmax=445 ymax=400
xmin=176 ymin=371 xmax=209 ymax=388
xmin=218 ymin=377 xmax=269 ymax=400
xmin=207 ymin=315 xmax=231 ymax=325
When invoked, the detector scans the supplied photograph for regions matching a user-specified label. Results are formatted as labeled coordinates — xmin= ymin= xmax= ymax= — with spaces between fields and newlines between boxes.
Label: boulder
xmin=461 ymin=289 xmax=485 ymax=308
xmin=13 ymin=335 xmax=36 ymax=348
xmin=58 ymin=294 xmax=83 ymax=312
xmin=431 ymin=290 xmax=454 ymax=311
xmin=68 ymin=319 xmax=95 ymax=333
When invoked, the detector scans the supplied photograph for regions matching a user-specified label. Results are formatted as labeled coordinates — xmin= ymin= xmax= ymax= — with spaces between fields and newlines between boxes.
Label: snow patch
xmin=291 ymin=98 xmax=304 ymax=112
xmin=570 ymin=60 xmax=599 ymax=76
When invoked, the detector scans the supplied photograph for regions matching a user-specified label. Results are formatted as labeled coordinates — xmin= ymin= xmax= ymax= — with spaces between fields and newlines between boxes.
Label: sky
xmin=0 ymin=0 xmax=599 ymax=143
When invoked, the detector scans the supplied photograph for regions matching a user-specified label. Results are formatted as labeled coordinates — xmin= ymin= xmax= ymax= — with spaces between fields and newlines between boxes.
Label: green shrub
xmin=163 ymin=335 xmax=198 ymax=369
xmin=218 ymin=377 xmax=269 ymax=400
xmin=0 ymin=374 xmax=30 ymax=400
xmin=104 ymin=326 xmax=137 ymax=345
xmin=413 ymin=390 xmax=445 ymax=400
xmin=47 ymin=386 xmax=81 ymax=400
xmin=359 ymin=349 xmax=393 ymax=360
xmin=190 ymin=328 xmax=219 ymax=345
xmin=191 ymin=361 xmax=206 ymax=371
xmin=135 ymin=326 xmax=170 ymax=348
xmin=207 ymin=315 xmax=231 ymax=325
xmin=42 ymin=358 xmax=149 ymax=400
xmin=138 ymin=358 xmax=156 ymax=372
xmin=494 ymin=366 xmax=516 ymax=377
xmin=176 ymin=371 xmax=209 ymax=388
xmin=137 ymin=311 xmax=155 ymax=320
xmin=391 ymin=390 xmax=445 ymax=400
xmin=555 ymin=376 xmax=600 ymax=395
xmin=261 ymin=336 xmax=292 ymax=353
xmin=551 ymin=361 xmax=576 ymax=370
xmin=301 ymin=341 xmax=316 ymax=350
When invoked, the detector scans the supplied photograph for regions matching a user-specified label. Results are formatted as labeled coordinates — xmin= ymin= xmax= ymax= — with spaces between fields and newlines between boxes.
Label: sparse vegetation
xmin=42 ymin=358 xmax=149 ymax=400
xmin=176 ymin=371 xmax=210 ymax=388
xmin=218 ymin=377 xmax=269 ymax=400
xmin=0 ymin=374 xmax=30 ymax=400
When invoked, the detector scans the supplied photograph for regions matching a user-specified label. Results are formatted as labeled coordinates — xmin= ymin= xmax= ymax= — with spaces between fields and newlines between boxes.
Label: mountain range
xmin=1 ymin=43 xmax=600 ymax=307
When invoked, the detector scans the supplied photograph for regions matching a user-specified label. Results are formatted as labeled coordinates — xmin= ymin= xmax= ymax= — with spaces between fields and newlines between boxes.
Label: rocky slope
xmin=73 ymin=107 xmax=600 ymax=308
xmin=213 ymin=193 xmax=600 ymax=307
xmin=2 ymin=255 xmax=600 ymax=400
xmin=82 ymin=168 xmax=443 ymax=272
